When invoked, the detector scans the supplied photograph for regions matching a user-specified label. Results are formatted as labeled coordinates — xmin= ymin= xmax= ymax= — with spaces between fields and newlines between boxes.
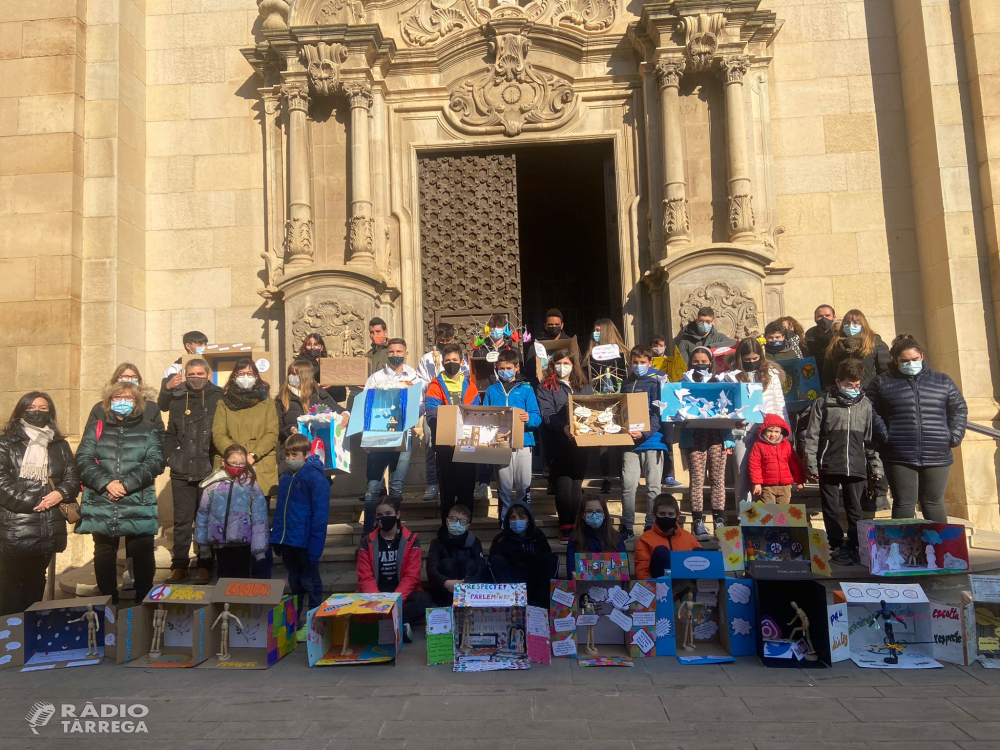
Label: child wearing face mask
xmin=270 ymin=433 xmax=330 ymax=641
xmin=748 ymin=414 xmax=807 ymax=504
xmin=618 ymin=345 xmax=665 ymax=538
xmin=194 ymin=444 xmax=269 ymax=580
xmin=566 ymin=495 xmax=626 ymax=577
xmin=635 ymin=494 xmax=702 ymax=579
xmin=489 ymin=502 xmax=558 ymax=607
xmin=425 ymin=504 xmax=487 ymax=606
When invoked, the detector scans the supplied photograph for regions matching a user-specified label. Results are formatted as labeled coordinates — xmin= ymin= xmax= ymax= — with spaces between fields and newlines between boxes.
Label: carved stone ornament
xmin=281 ymin=82 xmax=309 ymax=112
xmin=663 ymin=196 xmax=690 ymax=237
xmin=717 ymin=55 xmax=749 ymax=84
xmin=349 ymin=216 xmax=375 ymax=259
xmin=284 ymin=216 xmax=314 ymax=263
xmin=290 ymin=301 xmax=368 ymax=358
xmin=728 ymin=192 xmax=755 ymax=236
xmin=445 ymin=23 xmax=578 ymax=137
xmin=678 ymin=282 xmax=759 ymax=340
xmin=316 ymin=0 xmax=366 ymax=25
xmin=681 ymin=12 xmax=724 ymax=72
xmin=551 ymin=0 xmax=615 ymax=33
xmin=258 ymin=0 xmax=289 ymax=30
xmin=301 ymin=43 xmax=348 ymax=97
xmin=345 ymin=81 xmax=374 ymax=110
xmin=654 ymin=58 xmax=685 ymax=90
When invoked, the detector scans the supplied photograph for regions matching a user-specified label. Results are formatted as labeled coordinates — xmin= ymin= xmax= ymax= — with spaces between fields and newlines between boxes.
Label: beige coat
xmin=212 ymin=398 xmax=280 ymax=495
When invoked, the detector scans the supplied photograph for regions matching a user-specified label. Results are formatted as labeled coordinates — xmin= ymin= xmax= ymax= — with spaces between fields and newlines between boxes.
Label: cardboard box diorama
xmin=436 ymin=404 xmax=525 ymax=464
xmin=716 ymin=501 xmax=831 ymax=576
xmin=567 ymin=393 xmax=650 ymax=447
xmin=452 ymin=583 xmax=536 ymax=672
xmin=298 ymin=410 xmax=351 ymax=472
xmin=345 ymin=383 xmax=423 ymax=451
xmin=0 ymin=596 xmax=119 ymax=671
xmin=659 ymin=381 xmax=766 ymax=427
xmin=751 ymin=561 xmax=831 ymax=668
xmin=858 ymin=519 xmax=969 ymax=576
xmin=182 ymin=343 xmax=274 ymax=387
xmin=306 ymin=593 xmax=401 ymax=666
xmin=426 ymin=597 xmax=550 ymax=668
xmin=776 ymin=356 xmax=822 ymax=412
xmin=549 ymin=554 xmax=657 ymax=667
xmin=657 ymin=551 xmax=756 ymax=665
xmin=197 ymin=579 xmax=297 ymax=670
xmin=960 ymin=575 xmax=1000 ymax=668
xmin=125 ymin=584 xmax=214 ymax=668
xmin=532 ymin=337 xmax=582 ymax=382
xmin=320 ymin=356 xmax=370 ymax=387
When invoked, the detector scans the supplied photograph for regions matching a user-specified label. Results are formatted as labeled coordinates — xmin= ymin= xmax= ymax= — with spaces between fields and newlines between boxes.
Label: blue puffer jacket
xmin=271 ymin=455 xmax=330 ymax=563
xmin=620 ymin=370 xmax=662 ymax=450
xmin=195 ymin=470 xmax=269 ymax=559
xmin=867 ymin=366 xmax=968 ymax=467
xmin=482 ymin=380 xmax=542 ymax=447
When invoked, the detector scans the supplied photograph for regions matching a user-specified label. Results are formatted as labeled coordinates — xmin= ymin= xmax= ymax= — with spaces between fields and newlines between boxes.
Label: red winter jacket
xmin=356 ymin=525 xmax=424 ymax=600
xmin=748 ymin=413 xmax=808 ymax=486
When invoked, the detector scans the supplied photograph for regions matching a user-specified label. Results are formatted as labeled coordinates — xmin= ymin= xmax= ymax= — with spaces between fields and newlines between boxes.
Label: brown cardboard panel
xmin=436 ymin=405 xmax=525 ymax=464
xmin=25 ymin=595 xmax=112 ymax=613
xmin=533 ymin=338 xmax=581 ymax=381
xmin=212 ymin=578 xmax=286 ymax=607
xmin=568 ymin=393 xmax=650 ymax=447
xmin=320 ymin=357 xmax=370 ymax=386
xmin=111 ymin=605 xmax=152 ymax=664
xmin=125 ymin=602 xmax=215 ymax=668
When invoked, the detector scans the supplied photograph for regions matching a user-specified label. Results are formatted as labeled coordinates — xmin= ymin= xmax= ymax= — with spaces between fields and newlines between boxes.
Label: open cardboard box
xmin=660 ymin=381 xmax=765 ymax=428
xmin=858 ymin=519 xmax=970 ymax=576
xmin=306 ymin=593 xmax=401 ymax=666
xmin=750 ymin=560 xmax=831 ymax=668
xmin=567 ymin=393 xmax=649 ymax=447
xmin=954 ymin=574 xmax=1000 ymax=668
xmin=125 ymin=583 xmax=215 ymax=668
xmin=181 ymin=343 xmax=274 ymax=388
xmin=0 ymin=596 xmax=116 ymax=671
xmin=197 ymin=579 xmax=297 ymax=670
xmin=716 ymin=501 xmax=830 ymax=576
xmin=453 ymin=584 xmax=533 ymax=671
xmin=436 ymin=404 xmax=525 ymax=464
xmin=320 ymin=357 xmax=370 ymax=387
xmin=345 ymin=383 xmax=423 ymax=451
xmin=531 ymin=337 xmax=581 ymax=382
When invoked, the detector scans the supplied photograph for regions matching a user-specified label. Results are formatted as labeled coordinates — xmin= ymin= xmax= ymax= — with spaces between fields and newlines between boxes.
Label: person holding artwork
xmin=425 ymin=503 xmax=487 ymax=607
xmin=583 ymin=318 xmax=628 ymax=494
xmin=565 ymin=494 xmax=625 ymax=578
xmin=489 ymin=501 xmax=557 ymax=608
xmin=618 ymin=344 xmax=665 ymax=539
xmin=159 ymin=330 xmax=210 ymax=407
xmin=672 ymin=306 xmax=736 ymax=366
xmin=634 ymin=495 xmax=702 ymax=579
xmin=274 ymin=357 xmax=345 ymax=449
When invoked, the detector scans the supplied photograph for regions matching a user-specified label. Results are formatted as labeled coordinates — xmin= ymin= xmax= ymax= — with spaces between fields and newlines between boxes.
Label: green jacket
xmin=76 ymin=411 xmax=166 ymax=538
xmin=212 ymin=397 xmax=280 ymax=496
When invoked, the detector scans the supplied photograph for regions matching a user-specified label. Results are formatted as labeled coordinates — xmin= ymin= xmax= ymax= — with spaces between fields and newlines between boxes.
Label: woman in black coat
xmin=867 ymin=335 xmax=968 ymax=523
xmin=0 ymin=392 xmax=80 ymax=615
xmin=822 ymin=309 xmax=891 ymax=389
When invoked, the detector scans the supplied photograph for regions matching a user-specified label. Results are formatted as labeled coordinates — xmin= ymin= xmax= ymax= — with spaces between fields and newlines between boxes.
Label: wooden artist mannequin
xmin=787 ymin=601 xmax=817 ymax=661
xmin=460 ymin=612 xmax=473 ymax=654
xmin=341 ymin=617 xmax=353 ymax=656
xmin=581 ymin=594 xmax=598 ymax=655
xmin=68 ymin=605 xmax=99 ymax=657
xmin=150 ymin=605 xmax=167 ymax=654
xmin=678 ymin=592 xmax=696 ymax=651
xmin=212 ymin=603 xmax=244 ymax=660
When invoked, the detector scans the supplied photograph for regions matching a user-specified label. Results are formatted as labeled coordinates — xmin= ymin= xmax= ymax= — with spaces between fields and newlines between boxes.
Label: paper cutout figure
xmin=926 ymin=545 xmax=936 ymax=570
xmin=212 ymin=603 xmax=244 ymax=660
xmin=787 ymin=601 xmax=817 ymax=662
xmin=509 ymin=627 xmax=525 ymax=655
xmin=887 ymin=543 xmax=903 ymax=571
xmin=67 ymin=605 xmax=99 ymax=657
xmin=150 ymin=605 xmax=167 ymax=655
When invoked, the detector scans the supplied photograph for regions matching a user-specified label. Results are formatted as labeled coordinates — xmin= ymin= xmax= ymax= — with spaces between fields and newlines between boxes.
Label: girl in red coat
xmin=748 ymin=414 xmax=807 ymax=504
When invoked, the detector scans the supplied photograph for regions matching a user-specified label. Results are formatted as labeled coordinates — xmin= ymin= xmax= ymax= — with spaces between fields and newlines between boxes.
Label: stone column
xmin=655 ymin=58 xmax=690 ymax=249
xmin=718 ymin=56 xmax=755 ymax=242
xmin=282 ymin=82 xmax=314 ymax=268
xmin=346 ymin=81 xmax=376 ymax=265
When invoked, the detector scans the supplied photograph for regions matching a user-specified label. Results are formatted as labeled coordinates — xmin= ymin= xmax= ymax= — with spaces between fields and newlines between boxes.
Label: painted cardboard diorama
xmin=776 ymin=356 xmax=822 ymax=412
xmin=182 ymin=344 xmax=273 ymax=387
xmin=452 ymin=584 xmax=534 ymax=671
xmin=751 ymin=561 xmax=831 ymax=668
xmin=298 ymin=409 xmax=351 ymax=472
xmin=306 ymin=593 xmax=401 ymax=666
xmin=659 ymin=382 xmax=766 ymax=428
xmin=858 ymin=519 xmax=969 ymax=576
xmin=197 ymin=579 xmax=297 ymax=669
xmin=567 ymin=393 xmax=650 ymax=447
xmin=436 ymin=404 xmax=525 ymax=464
xmin=345 ymin=383 xmax=422 ymax=451
xmin=657 ymin=551 xmax=756 ymax=665
xmin=960 ymin=575 xmax=1000 ymax=668
xmin=125 ymin=584 xmax=214 ymax=668
xmin=716 ymin=501 xmax=831 ymax=576
xmin=0 ymin=596 xmax=116 ymax=671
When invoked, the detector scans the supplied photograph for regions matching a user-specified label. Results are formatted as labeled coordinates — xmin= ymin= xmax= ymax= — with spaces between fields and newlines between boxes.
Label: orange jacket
xmin=635 ymin=524 xmax=702 ymax=579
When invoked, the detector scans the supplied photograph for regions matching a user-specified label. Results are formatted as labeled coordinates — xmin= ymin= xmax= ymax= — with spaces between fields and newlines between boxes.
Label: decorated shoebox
xmin=567 ymin=393 xmax=650 ymax=447
xmin=320 ymin=357 xmax=369 ymax=387
xmin=532 ymin=337 xmax=581 ymax=382
xmin=655 ymin=551 xmax=756 ymax=665
xmin=452 ymin=583 xmax=534 ymax=672
xmin=716 ymin=501 xmax=831 ymax=576
xmin=198 ymin=579 xmax=297 ymax=670
xmin=828 ymin=582 xmax=941 ymax=669
xmin=858 ymin=519 xmax=969 ymax=576
xmin=182 ymin=343 xmax=274 ymax=388
xmin=750 ymin=560 xmax=831 ymax=668
xmin=436 ymin=404 xmax=525 ymax=465
xmin=426 ymin=602 xmax=550 ymax=667
xmin=660 ymin=381 xmax=765 ymax=428
xmin=306 ymin=593 xmax=401 ymax=666
xmin=0 ymin=596 xmax=115 ymax=671
xmin=125 ymin=584 xmax=215 ymax=668
xmin=775 ymin=356 xmax=822 ymax=413
xmin=345 ymin=383 xmax=423 ymax=451
xmin=298 ymin=409 xmax=351 ymax=472
xmin=959 ymin=575 xmax=1000 ymax=668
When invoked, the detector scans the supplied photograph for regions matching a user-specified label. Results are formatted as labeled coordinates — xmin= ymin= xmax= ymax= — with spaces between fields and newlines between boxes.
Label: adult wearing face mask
xmin=867 ymin=335 xmax=967 ymax=523
xmin=159 ymin=330 xmax=210 ymax=409
xmin=672 ymin=306 xmax=736 ymax=366
xmin=524 ymin=308 xmax=571 ymax=387
xmin=298 ymin=333 xmax=348 ymax=403
xmin=89 ymin=363 xmax=165 ymax=434
xmin=0 ymin=392 xmax=79 ymax=615
xmin=161 ymin=359 xmax=224 ymax=583
xmin=806 ymin=305 xmax=837 ymax=372
xmin=822 ymin=309 xmax=890 ymax=390
xmin=76 ymin=382 xmax=166 ymax=604
xmin=367 ymin=317 xmax=390 ymax=373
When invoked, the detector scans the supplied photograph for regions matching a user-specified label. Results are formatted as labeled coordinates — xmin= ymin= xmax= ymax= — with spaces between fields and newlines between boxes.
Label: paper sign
xmin=426 ymin=608 xmax=452 ymax=636
xmin=731 ymin=617 xmax=752 ymax=637
xmin=979 ymin=637 xmax=1000 ymax=651
xmin=632 ymin=611 xmax=655 ymax=628
xmin=526 ymin=605 xmax=548 ymax=638
xmin=608 ymin=586 xmax=629 ymax=610
xmin=631 ymin=629 xmax=655 ymax=654
xmin=629 ymin=583 xmax=655 ymax=609
xmin=552 ymin=638 xmax=577 ymax=657
xmin=727 ymin=582 xmax=751 ymax=605
xmin=551 ymin=588 xmax=575 ymax=608
xmin=828 ymin=603 xmax=849 ymax=663
xmin=681 ymin=555 xmax=712 ymax=573
xmin=534 ymin=342 xmax=546 ymax=359
xmin=575 ymin=614 xmax=600 ymax=627
xmin=608 ymin=608 xmax=632 ymax=631
xmin=553 ymin=616 xmax=576 ymax=633
xmin=427 ymin=634 xmax=454 ymax=665
xmin=588 ymin=586 xmax=608 ymax=603
xmin=971 ymin=575 xmax=1000 ymax=603
xmin=486 ymin=351 xmax=499 ymax=363
xmin=591 ymin=344 xmax=621 ymax=362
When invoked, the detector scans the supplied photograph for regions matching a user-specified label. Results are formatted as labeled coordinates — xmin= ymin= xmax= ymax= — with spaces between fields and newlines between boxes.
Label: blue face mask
xmin=448 ymin=520 xmax=469 ymax=537
xmin=899 ymin=360 xmax=923 ymax=376
xmin=845 ymin=323 xmax=862 ymax=337
xmin=509 ymin=519 xmax=528 ymax=535
xmin=110 ymin=400 xmax=133 ymax=416
xmin=592 ymin=331 xmax=600 ymax=343
xmin=286 ymin=458 xmax=304 ymax=471
xmin=631 ymin=364 xmax=648 ymax=377
xmin=490 ymin=329 xmax=504 ymax=341
xmin=839 ymin=387 xmax=860 ymax=399
xmin=585 ymin=512 xmax=604 ymax=529
xmin=497 ymin=368 xmax=515 ymax=382
xmin=194 ymin=346 xmax=206 ymax=355
xmin=696 ymin=322 xmax=713 ymax=335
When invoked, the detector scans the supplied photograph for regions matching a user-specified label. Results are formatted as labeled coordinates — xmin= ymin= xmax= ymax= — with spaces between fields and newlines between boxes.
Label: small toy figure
xmin=509 ymin=627 xmax=525 ymax=655
xmin=460 ymin=612 xmax=473 ymax=654
xmin=904 ymin=542 xmax=922 ymax=568
xmin=581 ymin=593 xmax=598 ymax=655
xmin=67 ymin=605 xmax=100 ymax=657
xmin=926 ymin=544 xmax=937 ymax=570
xmin=341 ymin=617 xmax=353 ymax=656
xmin=887 ymin=542 xmax=904 ymax=571
xmin=212 ymin=603 xmax=244 ymax=660
xmin=786 ymin=601 xmax=817 ymax=662
xmin=150 ymin=604 xmax=167 ymax=655
xmin=871 ymin=599 xmax=906 ymax=665
xmin=678 ymin=592 xmax=697 ymax=651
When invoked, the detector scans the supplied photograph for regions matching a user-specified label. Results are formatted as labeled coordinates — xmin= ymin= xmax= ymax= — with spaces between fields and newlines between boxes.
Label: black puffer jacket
xmin=161 ymin=383 xmax=224 ymax=481
xmin=0 ymin=428 xmax=79 ymax=557
xmin=426 ymin=526 xmax=485 ymax=600
xmin=275 ymin=388 xmax=343 ymax=444
xmin=867 ymin=366 xmax=968 ymax=467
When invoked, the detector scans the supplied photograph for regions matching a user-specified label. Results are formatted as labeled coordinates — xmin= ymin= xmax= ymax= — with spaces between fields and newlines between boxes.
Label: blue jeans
xmin=280 ymin=545 xmax=323 ymax=622
xmin=364 ymin=444 xmax=412 ymax=532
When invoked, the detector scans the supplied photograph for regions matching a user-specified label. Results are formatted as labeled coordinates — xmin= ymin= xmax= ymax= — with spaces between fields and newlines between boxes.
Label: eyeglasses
xmin=445 ymin=516 xmax=468 ymax=524
xmin=111 ymin=397 xmax=135 ymax=404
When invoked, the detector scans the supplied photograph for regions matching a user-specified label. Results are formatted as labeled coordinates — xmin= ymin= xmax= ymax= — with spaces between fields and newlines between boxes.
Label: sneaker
xmin=692 ymin=518 xmax=711 ymax=543
xmin=848 ymin=547 xmax=862 ymax=565
xmin=474 ymin=483 xmax=490 ymax=501
xmin=662 ymin=476 xmax=683 ymax=488
xmin=558 ymin=526 xmax=572 ymax=544
xmin=423 ymin=484 xmax=439 ymax=501
xmin=713 ymin=514 xmax=726 ymax=531
xmin=831 ymin=547 xmax=853 ymax=566
xmin=296 ymin=623 xmax=308 ymax=643
xmin=403 ymin=623 xmax=413 ymax=643
xmin=600 ymin=479 xmax=611 ymax=494
xmin=165 ymin=569 xmax=189 ymax=584
xmin=122 ymin=570 xmax=135 ymax=591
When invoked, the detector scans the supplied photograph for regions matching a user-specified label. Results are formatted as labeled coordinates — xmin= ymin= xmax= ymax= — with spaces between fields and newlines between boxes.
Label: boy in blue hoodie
xmin=619 ymin=344 xmax=664 ymax=540
xmin=271 ymin=433 xmax=331 ymax=641
xmin=481 ymin=349 xmax=542 ymax=520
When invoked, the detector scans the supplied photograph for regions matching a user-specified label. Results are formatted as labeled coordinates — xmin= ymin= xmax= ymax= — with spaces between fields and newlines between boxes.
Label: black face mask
xmin=766 ymin=340 xmax=783 ymax=351
xmin=22 ymin=411 xmax=49 ymax=428
xmin=378 ymin=515 xmax=398 ymax=532
xmin=692 ymin=363 xmax=711 ymax=372
xmin=388 ymin=356 xmax=405 ymax=368
xmin=816 ymin=317 xmax=833 ymax=332
xmin=304 ymin=349 xmax=322 ymax=360
xmin=544 ymin=326 xmax=562 ymax=338
xmin=741 ymin=359 xmax=761 ymax=372
xmin=186 ymin=377 xmax=208 ymax=391
xmin=443 ymin=362 xmax=461 ymax=377
xmin=655 ymin=516 xmax=678 ymax=533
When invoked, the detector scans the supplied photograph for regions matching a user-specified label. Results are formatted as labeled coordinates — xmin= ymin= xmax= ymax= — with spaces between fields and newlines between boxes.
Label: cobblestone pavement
xmin=1 ymin=633 xmax=999 ymax=750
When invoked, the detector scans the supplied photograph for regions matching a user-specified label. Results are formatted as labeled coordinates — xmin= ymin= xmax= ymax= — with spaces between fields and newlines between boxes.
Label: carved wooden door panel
xmin=417 ymin=152 xmax=521 ymax=351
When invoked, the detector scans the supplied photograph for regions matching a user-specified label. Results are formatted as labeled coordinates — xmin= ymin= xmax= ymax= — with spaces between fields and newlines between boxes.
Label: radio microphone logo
xmin=25 ymin=702 xmax=55 ymax=735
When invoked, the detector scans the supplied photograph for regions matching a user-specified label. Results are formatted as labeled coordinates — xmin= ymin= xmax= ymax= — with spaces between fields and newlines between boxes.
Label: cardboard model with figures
xmin=452 ymin=583 xmax=537 ymax=671
xmin=436 ymin=404 xmax=525 ymax=464
xmin=345 ymin=383 xmax=422 ymax=451
xmin=125 ymin=584 xmax=214 ymax=668
xmin=0 ymin=596 xmax=119 ymax=671
xmin=567 ymin=395 xmax=650 ymax=447
xmin=858 ymin=519 xmax=969 ymax=576
xmin=306 ymin=593 xmax=401 ymax=666
xmin=197 ymin=579 xmax=297 ymax=670
xmin=751 ymin=560 xmax=831 ymax=668
xmin=716 ymin=501 xmax=831 ymax=576
xmin=960 ymin=575 xmax=1000 ymax=668
xmin=297 ymin=407 xmax=351 ymax=473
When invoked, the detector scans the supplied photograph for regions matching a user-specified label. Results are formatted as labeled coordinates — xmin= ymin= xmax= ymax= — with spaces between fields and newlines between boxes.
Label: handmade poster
xmin=652 ymin=346 xmax=687 ymax=383
xmin=125 ymin=584 xmax=213 ymax=668
xmin=776 ymin=357 xmax=822 ymax=412
xmin=4 ymin=596 xmax=114 ymax=671
xmin=198 ymin=579 xmax=296 ymax=670
xmin=453 ymin=584 xmax=531 ymax=671
xmin=306 ymin=593 xmax=401 ymax=666
xmin=659 ymin=382 xmax=765 ymax=428
xmin=751 ymin=562 xmax=831 ymax=668
xmin=837 ymin=582 xmax=941 ymax=669
xmin=426 ymin=608 xmax=455 ymax=666
xmin=858 ymin=519 xmax=969 ymax=577
xmin=345 ymin=383 xmax=422 ymax=451
xmin=717 ymin=501 xmax=830 ymax=576
xmin=526 ymin=606 xmax=550 ymax=664
xmin=436 ymin=404 xmax=525 ymax=464
xmin=827 ymin=602 xmax=849 ymax=663
xmin=297 ymin=409 xmax=350 ymax=472
xmin=567 ymin=393 xmax=649 ymax=447
xmin=575 ymin=553 xmax=630 ymax=581
xmin=959 ymin=580 xmax=1000 ymax=668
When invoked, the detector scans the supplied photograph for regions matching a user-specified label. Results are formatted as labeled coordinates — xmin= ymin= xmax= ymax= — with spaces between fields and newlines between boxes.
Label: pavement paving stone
xmin=839 ymin=722 xmax=974 ymax=742
xmin=955 ymin=724 xmax=1000 ymax=741
xmin=659 ymin=695 xmax=754 ymax=722
xmin=946 ymin=697 xmax=1000 ymax=721
xmin=839 ymin=697 xmax=977 ymax=723
xmin=742 ymin=695 xmax=859 ymax=722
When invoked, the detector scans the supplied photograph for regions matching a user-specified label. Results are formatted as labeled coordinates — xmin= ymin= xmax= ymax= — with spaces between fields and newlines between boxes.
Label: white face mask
xmin=554 ymin=363 xmax=573 ymax=379
xmin=288 ymin=375 xmax=301 ymax=388
xmin=235 ymin=374 xmax=256 ymax=390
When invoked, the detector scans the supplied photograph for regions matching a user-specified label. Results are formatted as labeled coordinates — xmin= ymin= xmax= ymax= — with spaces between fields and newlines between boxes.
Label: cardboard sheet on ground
xmin=836 ymin=582 xmax=941 ymax=669
xmin=306 ymin=593 xmax=401 ymax=666
xmin=659 ymin=381 xmax=765 ymax=428
xmin=346 ymin=383 xmax=422 ymax=451
xmin=858 ymin=519 xmax=969 ymax=577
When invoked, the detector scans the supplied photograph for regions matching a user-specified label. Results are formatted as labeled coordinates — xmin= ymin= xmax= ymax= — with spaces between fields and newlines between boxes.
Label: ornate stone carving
xmin=654 ymin=58 xmax=685 ymax=90
xmin=417 ymin=153 xmax=521 ymax=351
xmin=281 ymin=82 xmax=309 ymax=113
xmin=678 ymin=282 xmax=759 ymax=340
xmin=402 ymin=0 xmax=477 ymax=46
xmin=552 ymin=0 xmax=616 ymax=33
xmin=301 ymin=43 xmax=348 ymax=97
xmin=349 ymin=216 xmax=375 ymax=259
xmin=728 ymin=192 xmax=755 ymax=236
xmin=681 ymin=12 xmax=724 ymax=72
xmin=258 ymin=0 xmax=289 ymax=30
xmin=662 ymin=196 xmax=690 ymax=238
xmin=345 ymin=81 xmax=374 ymax=111
xmin=284 ymin=216 xmax=314 ymax=264
xmin=290 ymin=301 xmax=368 ymax=358
xmin=445 ymin=23 xmax=577 ymax=137
xmin=717 ymin=54 xmax=749 ymax=84
xmin=316 ymin=0 xmax=366 ymax=25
